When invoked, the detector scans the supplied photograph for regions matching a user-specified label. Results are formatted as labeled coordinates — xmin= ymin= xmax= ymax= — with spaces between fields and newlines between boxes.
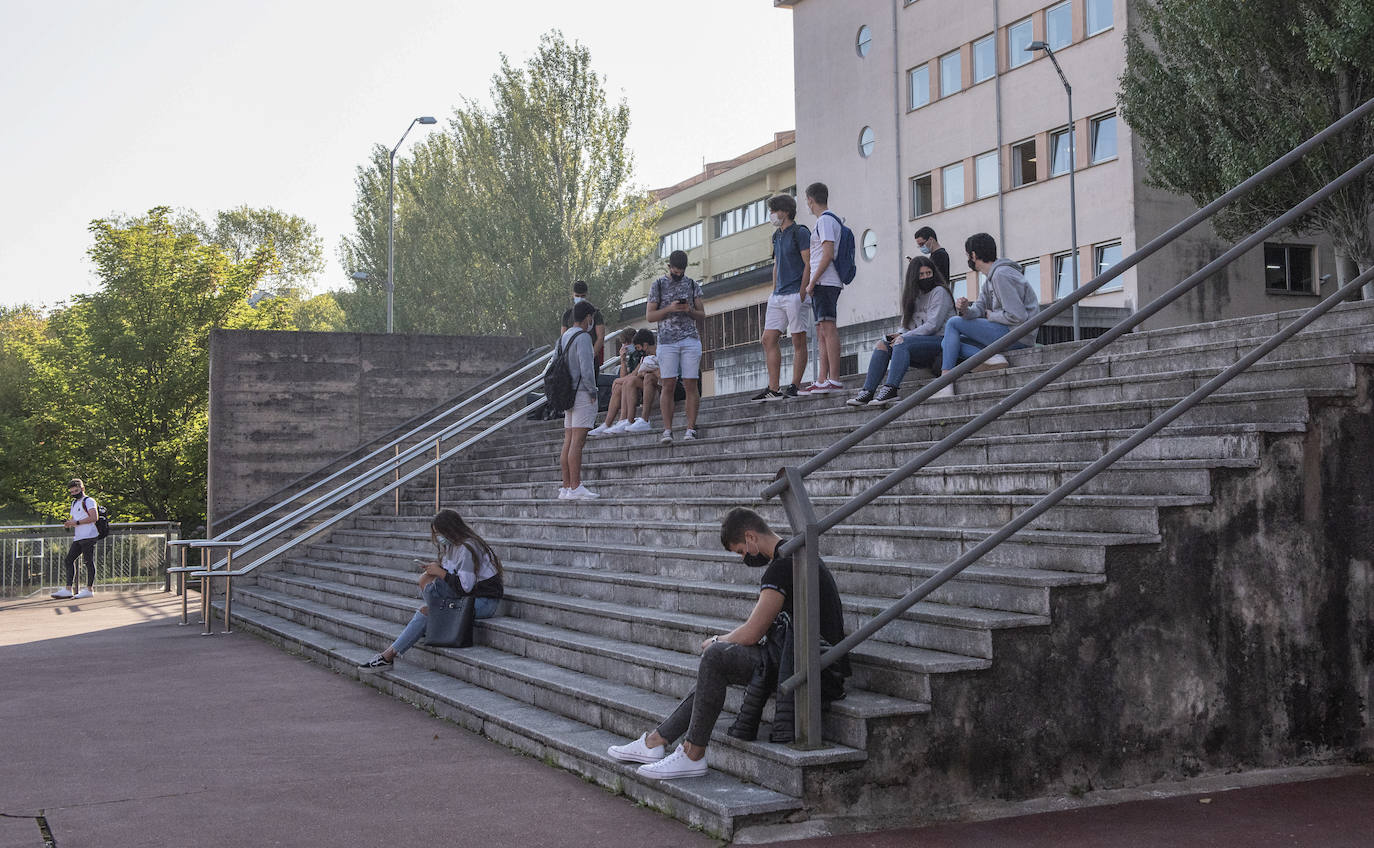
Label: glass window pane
xmin=1050 ymin=129 xmax=1074 ymax=176
xmin=1096 ymin=242 xmax=1123 ymax=291
xmin=943 ymin=163 xmax=965 ymax=208
xmin=1092 ymin=115 xmax=1117 ymax=163
xmin=1008 ymin=20 xmax=1033 ymax=68
xmin=1047 ymin=2 xmax=1072 ymax=49
xmin=857 ymin=25 xmax=872 ymax=58
xmin=910 ymin=66 xmax=930 ymax=109
xmin=1054 ymin=253 xmax=1076 ymax=298
xmin=862 ymin=229 xmax=878 ymax=261
xmin=973 ymin=36 xmax=995 ymax=83
xmin=859 ymin=126 xmax=875 ymax=157
xmin=1087 ymin=0 xmax=1113 ymax=35
xmin=975 ymin=151 xmax=999 ymax=199
xmin=1290 ymin=246 xmax=1314 ymax=292
xmin=1264 ymin=244 xmax=1287 ymax=290
xmin=940 ymin=51 xmax=961 ymax=97
xmin=1022 ymin=260 xmax=1041 ymax=299
xmin=952 ymin=275 xmax=968 ymax=301
xmin=912 ymin=174 xmax=933 ymax=216
xmin=1012 ymin=139 xmax=1038 ymax=186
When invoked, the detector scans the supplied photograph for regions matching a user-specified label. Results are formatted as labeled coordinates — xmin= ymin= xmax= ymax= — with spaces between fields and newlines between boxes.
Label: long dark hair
xmin=901 ymin=255 xmax=950 ymax=329
xmin=431 ymin=509 xmax=503 ymax=577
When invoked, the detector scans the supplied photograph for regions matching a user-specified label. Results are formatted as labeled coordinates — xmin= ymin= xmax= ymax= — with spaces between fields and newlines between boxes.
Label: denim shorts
xmin=657 ymin=337 xmax=703 ymax=380
xmin=811 ymin=285 xmax=841 ymax=323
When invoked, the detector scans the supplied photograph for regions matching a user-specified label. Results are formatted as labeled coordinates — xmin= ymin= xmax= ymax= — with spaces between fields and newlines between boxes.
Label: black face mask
xmin=916 ymin=275 xmax=938 ymax=292
xmin=742 ymin=552 xmax=771 ymax=568
xmin=967 ymin=257 xmax=978 ymax=272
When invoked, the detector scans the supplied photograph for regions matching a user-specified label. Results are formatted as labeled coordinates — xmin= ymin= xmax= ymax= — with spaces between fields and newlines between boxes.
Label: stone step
xmin=222 ymin=600 xmax=803 ymax=840
xmin=231 ymin=584 xmax=870 ymax=797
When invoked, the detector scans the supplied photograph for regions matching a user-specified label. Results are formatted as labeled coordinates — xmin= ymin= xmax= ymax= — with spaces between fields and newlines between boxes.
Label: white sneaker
xmin=557 ymin=487 xmax=572 ymax=500
xmin=73 ymin=588 xmax=93 ymax=599
xmin=567 ymin=485 xmax=600 ymax=500
xmin=607 ymin=419 xmax=630 ymax=434
xmin=974 ymin=353 xmax=1010 ymax=372
xmin=626 ymin=418 xmax=651 ymax=433
xmin=659 ymin=430 xmax=673 ymax=444
xmin=819 ymin=379 xmax=846 ymax=393
xmin=50 ymin=587 xmax=73 ymax=599
xmin=588 ymin=423 xmax=611 ymax=437
xmin=931 ymin=383 xmax=955 ymax=398
xmin=683 ymin=428 xmax=699 ymax=441
xmin=607 ymin=732 xmax=666 ymax=764
xmin=636 ymin=745 xmax=707 ymax=779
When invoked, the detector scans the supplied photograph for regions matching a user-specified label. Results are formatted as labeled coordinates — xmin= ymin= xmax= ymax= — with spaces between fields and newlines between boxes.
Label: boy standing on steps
xmin=647 ymin=249 xmax=706 ymax=443
xmin=558 ymin=302 xmax=600 ymax=501
xmin=753 ymin=194 xmax=811 ymax=402
xmin=607 ymin=507 xmax=847 ymax=779
xmin=800 ymin=183 xmax=846 ymax=395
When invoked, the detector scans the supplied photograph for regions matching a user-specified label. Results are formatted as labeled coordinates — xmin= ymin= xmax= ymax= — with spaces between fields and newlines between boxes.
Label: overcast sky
xmin=0 ymin=0 xmax=795 ymax=309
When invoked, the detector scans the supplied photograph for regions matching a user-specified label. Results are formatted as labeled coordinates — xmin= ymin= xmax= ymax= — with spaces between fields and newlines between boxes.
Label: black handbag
xmin=426 ymin=594 xmax=476 ymax=648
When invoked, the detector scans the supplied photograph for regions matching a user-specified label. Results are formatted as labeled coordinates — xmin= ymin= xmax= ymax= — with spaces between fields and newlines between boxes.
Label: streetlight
xmin=385 ymin=116 xmax=438 ymax=333
xmin=1027 ymin=41 xmax=1081 ymax=341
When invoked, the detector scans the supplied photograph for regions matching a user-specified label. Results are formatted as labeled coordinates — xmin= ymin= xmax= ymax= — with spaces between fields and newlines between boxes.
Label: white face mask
xmin=918 ymin=244 xmax=931 ymax=255
xmin=572 ymin=296 xmax=586 ymax=303
xmin=770 ymin=213 xmax=784 ymax=228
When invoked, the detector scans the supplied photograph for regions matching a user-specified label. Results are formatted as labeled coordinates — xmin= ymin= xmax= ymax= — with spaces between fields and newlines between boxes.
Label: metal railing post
xmin=778 ymin=467 xmax=826 ymax=749
xmin=434 ymin=438 xmax=441 ymax=513
xmin=393 ymin=445 xmax=400 ymax=516
xmin=200 ymin=548 xmax=212 ymax=636
xmin=222 ymin=550 xmax=233 ymax=634
xmin=178 ymin=546 xmax=189 ymax=626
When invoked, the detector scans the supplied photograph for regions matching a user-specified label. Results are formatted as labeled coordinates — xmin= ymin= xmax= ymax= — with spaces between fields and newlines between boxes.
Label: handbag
xmin=426 ymin=594 xmax=476 ymax=648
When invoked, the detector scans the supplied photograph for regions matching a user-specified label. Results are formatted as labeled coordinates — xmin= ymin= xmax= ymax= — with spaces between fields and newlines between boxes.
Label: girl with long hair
xmin=846 ymin=255 xmax=955 ymax=408
xmin=359 ymin=509 xmax=504 ymax=672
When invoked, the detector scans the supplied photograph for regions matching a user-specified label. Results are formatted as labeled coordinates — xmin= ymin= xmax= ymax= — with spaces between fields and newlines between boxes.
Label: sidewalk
xmin=2 ymin=591 xmax=1370 ymax=848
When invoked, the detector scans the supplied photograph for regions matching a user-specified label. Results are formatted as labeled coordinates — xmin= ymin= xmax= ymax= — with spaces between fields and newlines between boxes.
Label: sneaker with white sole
xmin=868 ymin=385 xmax=899 ymax=406
xmin=796 ymin=383 xmax=823 ymax=397
xmin=72 ymin=588 xmax=93 ymax=599
xmin=751 ymin=387 xmax=783 ymax=403
xmin=607 ymin=732 xmax=666 ymax=764
xmin=782 ymin=383 xmax=800 ymax=399
xmin=587 ymin=423 xmax=611 ymax=437
xmin=636 ymin=745 xmax=707 ymax=780
xmin=973 ymin=353 xmax=1010 ymax=372
xmin=567 ymin=485 xmax=600 ymax=500
xmin=931 ymin=383 xmax=955 ymax=398
xmin=846 ymin=389 xmax=875 ymax=407
xmin=557 ymin=487 xmax=572 ymax=500
xmin=626 ymin=418 xmax=652 ymax=433
xmin=660 ymin=430 xmax=673 ymax=444
xmin=817 ymin=379 xmax=846 ymax=394
xmin=683 ymin=429 xmax=698 ymax=441
xmin=358 ymin=655 xmax=393 ymax=674
xmin=606 ymin=419 xmax=630 ymax=434
xmin=50 ymin=587 xmax=73 ymax=599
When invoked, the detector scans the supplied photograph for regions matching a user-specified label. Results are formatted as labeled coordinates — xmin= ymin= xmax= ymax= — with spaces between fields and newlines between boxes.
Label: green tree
xmin=1119 ymin=0 xmax=1374 ymax=296
xmin=0 ymin=305 xmax=48 ymax=521
xmin=339 ymin=30 xmax=660 ymax=338
xmin=194 ymin=205 xmax=327 ymax=297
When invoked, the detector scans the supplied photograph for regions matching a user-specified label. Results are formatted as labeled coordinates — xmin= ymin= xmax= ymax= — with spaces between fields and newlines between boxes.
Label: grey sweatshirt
xmin=558 ymin=325 xmax=597 ymax=395
xmin=903 ymin=285 xmax=956 ymax=335
xmin=965 ymin=259 xmax=1040 ymax=329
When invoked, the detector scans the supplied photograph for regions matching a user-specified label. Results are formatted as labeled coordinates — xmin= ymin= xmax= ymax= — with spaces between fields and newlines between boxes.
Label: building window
xmin=856 ymin=25 xmax=873 ymax=58
xmin=858 ymin=126 xmax=876 ymax=157
xmin=658 ymin=222 xmax=702 ymax=258
xmin=862 ymin=229 xmax=878 ymax=261
xmin=975 ymin=151 xmax=999 ymax=199
xmin=942 ymin=162 xmax=965 ymax=208
xmin=1087 ymin=0 xmax=1114 ymax=36
xmin=1050 ymin=127 xmax=1074 ymax=176
xmin=713 ymin=198 xmax=767 ymax=240
xmin=1054 ymin=251 xmax=1077 ymax=298
xmin=1095 ymin=242 xmax=1124 ymax=291
xmin=1011 ymin=138 xmax=1038 ymax=186
xmin=1091 ymin=114 xmax=1118 ymax=163
xmin=940 ymin=50 xmax=961 ymax=97
xmin=1046 ymin=2 xmax=1072 ymax=49
xmin=912 ymin=173 xmax=933 ymax=217
xmin=1021 ymin=260 xmax=1042 ymax=300
xmin=1264 ymin=243 xmax=1315 ymax=293
xmin=909 ymin=65 xmax=930 ymax=109
xmin=973 ymin=35 xmax=996 ymax=84
xmin=950 ymin=274 xmax=969 ymax=301
xmin=1008 ymin=18 xmax=1034 ymax=68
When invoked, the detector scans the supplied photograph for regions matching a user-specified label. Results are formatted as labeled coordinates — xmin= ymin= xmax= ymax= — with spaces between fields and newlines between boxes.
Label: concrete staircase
xmin=222 ymin=301 xmax=1374 ymax=839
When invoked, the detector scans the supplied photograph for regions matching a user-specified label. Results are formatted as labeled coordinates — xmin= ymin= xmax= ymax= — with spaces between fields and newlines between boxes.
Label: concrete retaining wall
xmin=207 ymin=330 xmax=530 ymax=531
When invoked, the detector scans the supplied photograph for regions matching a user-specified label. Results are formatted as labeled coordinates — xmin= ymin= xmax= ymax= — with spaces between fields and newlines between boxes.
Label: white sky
xmin=0 ymin=0 xmax=795 ymax=309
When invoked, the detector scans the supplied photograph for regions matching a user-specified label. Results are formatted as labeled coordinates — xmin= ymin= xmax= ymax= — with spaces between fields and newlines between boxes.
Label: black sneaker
xmin=781 ymin=384 xmax=800 ymax=399
xmin=869 ymin=385 xmax=900 ymax=406
xmin=845 ymin=389 xmax=875 ymax=407
xmin=358 ymin=655 xmax=393 ymax=674
xmin=751 ymin=388 xmax=783 ymax=403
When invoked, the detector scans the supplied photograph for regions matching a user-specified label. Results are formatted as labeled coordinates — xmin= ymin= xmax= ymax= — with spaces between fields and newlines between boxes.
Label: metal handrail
xmin=765 ymin=97 xmax=1374 ymax=748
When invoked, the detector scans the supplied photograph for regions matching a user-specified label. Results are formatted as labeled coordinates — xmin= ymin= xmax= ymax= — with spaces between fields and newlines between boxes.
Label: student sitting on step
xmin=359 ymin=509 xmax=504 ymax=672
xmin=591 ymin=329 xmax=658 ymax=436
xmin=846 ymin=254 xmax=954 ymax=408
xmin=607 ymin=507 xmax=848 ymax=779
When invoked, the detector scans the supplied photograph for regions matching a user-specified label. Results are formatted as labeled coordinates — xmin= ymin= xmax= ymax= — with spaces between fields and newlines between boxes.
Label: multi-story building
xmin=775 ymin=0 xmax=1338 ymax=358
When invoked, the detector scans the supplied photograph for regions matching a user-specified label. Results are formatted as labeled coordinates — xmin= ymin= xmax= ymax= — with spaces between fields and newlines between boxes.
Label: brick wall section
xmin=208 ymin=330 xmax=531 ymax=529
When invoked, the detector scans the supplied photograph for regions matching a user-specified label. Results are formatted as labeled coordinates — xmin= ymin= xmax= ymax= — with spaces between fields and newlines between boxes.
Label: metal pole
xmin=1066 ymin=82 xmax=1080 ymax=341
xmin=434 ymin=439 xmax=441 ymax=513
xmin=778 ymin=467 xmax=826 ymax=749
xmin=223 ymin=551 xmax=233 ymax=634
xmin=200 ymin=549 xmax=212 ymax=636
xmin=386 ymin=148 xmax=395 ymax=334
xmin=178 ymin=546 xmax=189 ymax=626
xmin=394 ymin=444 xmax=400 ymax=516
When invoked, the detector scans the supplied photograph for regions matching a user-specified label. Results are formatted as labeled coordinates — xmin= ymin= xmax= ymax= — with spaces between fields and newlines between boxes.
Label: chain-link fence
xmin=0 ymin=523 xmax=179 ymax=598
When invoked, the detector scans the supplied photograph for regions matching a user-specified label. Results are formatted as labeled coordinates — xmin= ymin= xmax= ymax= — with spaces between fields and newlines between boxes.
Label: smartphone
xmin=675 ymin=297 xmax=688 ymax=305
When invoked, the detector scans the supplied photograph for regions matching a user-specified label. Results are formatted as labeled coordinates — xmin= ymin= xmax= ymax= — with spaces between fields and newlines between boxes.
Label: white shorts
xmin=656 ymin=338 xmax=702 ymax=380
xmin=764 ymin=292 xmax=810 ymax=336
xmin=563 ymin=392 xmax=596 ymax=429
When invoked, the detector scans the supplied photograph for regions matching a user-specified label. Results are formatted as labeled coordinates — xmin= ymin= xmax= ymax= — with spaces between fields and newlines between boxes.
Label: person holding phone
xmin=646 ymin=250 xmax=706 ymax=443
xmin=846 ymin=255 xmax=954 ymax=407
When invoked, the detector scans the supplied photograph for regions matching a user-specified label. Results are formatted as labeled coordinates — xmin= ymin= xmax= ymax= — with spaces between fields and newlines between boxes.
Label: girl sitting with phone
xmin=847 ymin=255 xmax=955 ymax=408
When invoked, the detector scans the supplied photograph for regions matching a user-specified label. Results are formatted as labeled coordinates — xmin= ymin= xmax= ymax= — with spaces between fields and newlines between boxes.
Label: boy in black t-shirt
xmin=607 ymin=507 xmax=846 ymax=780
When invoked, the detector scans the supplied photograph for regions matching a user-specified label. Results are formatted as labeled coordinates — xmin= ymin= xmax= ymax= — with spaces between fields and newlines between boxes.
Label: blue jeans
xmin=941 ymin=316 xmax=1029 ymax=372
xmin=862 ymin=333 xmax=944 ymax=392
xmin=390 ymin=578 xmax=500 ymax=655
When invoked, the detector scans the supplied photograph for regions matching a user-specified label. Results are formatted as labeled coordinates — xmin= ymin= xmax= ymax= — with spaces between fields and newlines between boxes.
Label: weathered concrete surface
xmin=207 ymin=330 xmax=529 ymax=529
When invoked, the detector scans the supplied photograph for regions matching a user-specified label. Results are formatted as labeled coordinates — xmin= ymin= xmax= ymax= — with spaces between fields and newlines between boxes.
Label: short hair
xmin=571 ymin=301 xmax=596 ymax=323
xmin=805 ymin=182 xmax=829 ymax=205
xmin=572 ymin=280 xmax=589 ymax=295
xmin=767 ymin=194 xmax=797 ymax=220
xmin=667 ymin=250 xmax=688 ymax=270
xmin=632 ymin=328 xmax=655 ymax=346
xmin=67 ymin=478 xmax=83 ymax=489
xmin=914 ymin=226 xmax=938 ymax=241
xmin=720 ymin=507 xmax=772 ymax=550
xmin=616 ymin=327 xmax=635 ymax=345
xmin=964 ymin=232 xmax=998 ymax=264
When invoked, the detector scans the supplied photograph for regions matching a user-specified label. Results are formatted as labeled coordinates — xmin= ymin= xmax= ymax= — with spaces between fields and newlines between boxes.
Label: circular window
xmin=858 ymin=126 xmax=875 ymax=157
xmin=862 ymin=229 xmax=878 ymax=261
xmin=856 ymin=25 xmax=873 ymax=58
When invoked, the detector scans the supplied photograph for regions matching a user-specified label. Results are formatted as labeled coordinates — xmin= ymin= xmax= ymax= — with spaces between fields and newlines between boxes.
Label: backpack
xmin=95 ymin=505 xmax=110 ymax=540
xmin=543 ymin=329 xmax=588 ymax=414
xmin=822 ymin=211 xmax=857 ymax=285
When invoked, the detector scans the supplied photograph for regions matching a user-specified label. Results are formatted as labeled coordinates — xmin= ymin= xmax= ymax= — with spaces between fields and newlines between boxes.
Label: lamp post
xmin=385 ymin=116 xmax=438 ymax=333
xmin=1027 ymin=41 xmax=1080 ymax=341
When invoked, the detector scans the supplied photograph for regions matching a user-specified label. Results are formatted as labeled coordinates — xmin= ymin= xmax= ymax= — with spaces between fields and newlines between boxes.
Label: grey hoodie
xmin=905 ymin=284 xmax=956 ymax=335
xmin=965 ymin=259 xmax=1040 ymax=331
xmin=558 ymin=325 xmax=597 ymax=395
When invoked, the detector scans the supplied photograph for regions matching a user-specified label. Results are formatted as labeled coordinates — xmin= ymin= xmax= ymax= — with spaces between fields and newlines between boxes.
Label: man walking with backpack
xmin=52 ymin=478 xmax=99 ymax=599
xmin=800 ymin=182 xmax=853 ymax=395
xmin=556 ymin=302 xmax=600 ymax=500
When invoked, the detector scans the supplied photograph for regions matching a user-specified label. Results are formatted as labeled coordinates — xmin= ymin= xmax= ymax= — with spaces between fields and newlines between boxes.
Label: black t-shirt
xmin=759 ymin=549 xmax=846 ymax=648
xmin=561 ymin=304 xmax=606 ymax=368
xmin=930 ymin=247 xmax=951 ymax=282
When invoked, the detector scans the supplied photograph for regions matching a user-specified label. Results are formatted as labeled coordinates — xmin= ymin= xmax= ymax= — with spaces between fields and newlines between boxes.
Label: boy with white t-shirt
xmin=52 ymin=477 xmax=98 ymax=599
xmin=800 ymin=182 xmax=845 ymax=395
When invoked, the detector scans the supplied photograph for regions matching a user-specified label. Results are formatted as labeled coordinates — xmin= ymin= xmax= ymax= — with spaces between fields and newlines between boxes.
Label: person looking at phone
xmin=359 ymin=509 xmax=503 ymax=673
xmin=51 ymin=477 xmax=99 ymax=600
xmin=846 ymin=255 xmax=954 ymax=408
xmin=646 ymin=249 xmax=706 ymax=443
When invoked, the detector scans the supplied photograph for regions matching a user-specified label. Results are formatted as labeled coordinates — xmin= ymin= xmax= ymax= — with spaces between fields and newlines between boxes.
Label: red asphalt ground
xmin=1 ymin=591 xmax=1370 ymax=848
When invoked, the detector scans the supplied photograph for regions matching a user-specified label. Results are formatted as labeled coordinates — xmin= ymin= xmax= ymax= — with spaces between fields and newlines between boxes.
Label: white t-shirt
xmin=440 ymin=539 xmax=498 ymax=594
xmin=809 ymin=212 xmax=844 ymax=288
xmin=71 ymin=495 xmax=99 ymax=541
xmin=636 ymin=354 xmax=659 ymax=375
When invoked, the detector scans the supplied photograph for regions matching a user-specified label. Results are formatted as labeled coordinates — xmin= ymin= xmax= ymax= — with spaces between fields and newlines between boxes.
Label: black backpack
xmin=543 ymin=329 xmax=587 ymax=414
xmin=95 ymin=505 xmax=110 ymax=540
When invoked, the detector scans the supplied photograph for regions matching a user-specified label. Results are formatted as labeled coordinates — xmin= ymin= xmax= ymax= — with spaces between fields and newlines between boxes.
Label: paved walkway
xmin=2 ymin=592 xmax=1370 ymax=848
